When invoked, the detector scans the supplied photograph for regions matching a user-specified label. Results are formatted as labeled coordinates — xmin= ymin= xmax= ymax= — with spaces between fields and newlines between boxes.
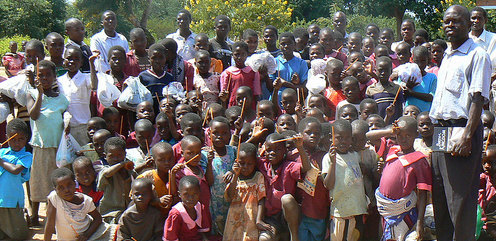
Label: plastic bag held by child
xmin=0 ymin=102 xmax=10 ymax=123
xmin=97 ymin=73 xmax=122 ymax=108
xmin=162 ymin=82 xmax=186 ymax=102
xmin=394 ymin=63 xmax=422 ymax=87
xmin=245 ymin=52 xmax=277 ymax=74
xmin=0 ymin=73 xmax=32 ymax=107
xmin=56 ymin=133 xmax=82 ymax=168
xmin=117 ymin=76 xmax=153 ymax=111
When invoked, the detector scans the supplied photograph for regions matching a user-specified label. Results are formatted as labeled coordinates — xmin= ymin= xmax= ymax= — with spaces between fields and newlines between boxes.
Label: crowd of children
xmin=1 ymin=4 xmax=496 ymax=241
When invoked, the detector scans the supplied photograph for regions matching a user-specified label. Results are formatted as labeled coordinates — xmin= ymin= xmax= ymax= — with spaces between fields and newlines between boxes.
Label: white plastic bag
xmin=117 ymin=76 xmax=153 ymax=111
xmin=56 ymin=133 xmax=81 ymax=168
xmin=245 ymin=52 xmax=277 ymax=74
xmin=162 ymin=82 xmax=186 ymax=102
xmin=0 ymin=102 xmax=10 ymax=123
xmin=96 ymin=73 xmax=121 ymax=108
xmin=306 ymin=74 xmax=327 ymax=95
xmin=0 ymin=74 xmax=32 ymax=106
xmin=394 ymin=63 xmax=422 ymax=87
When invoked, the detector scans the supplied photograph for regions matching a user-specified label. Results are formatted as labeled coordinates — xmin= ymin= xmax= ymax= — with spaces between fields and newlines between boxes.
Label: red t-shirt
xmin=76 ymin=183 xmax=103 ymax=206
xmin=297 ymin=150 xmax=329 ymax=220
xmin=163 ymin=202 xmax=211 ymax=241
xmin=220 ymin=66 xmax=261 ymax=109
xmin=175 ymin=164 xmax=211 ymax=210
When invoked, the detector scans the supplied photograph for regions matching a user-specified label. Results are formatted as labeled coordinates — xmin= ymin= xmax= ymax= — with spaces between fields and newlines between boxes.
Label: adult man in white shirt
xmin=469 ymin=6 xmax=496 ymax=71
xmin=166 ymin=9 xmax=197 ymax=61
xmin=90 ymin=10 xmax=129 ymax=73
xmin=430 ymin=5 xmax=491 ymax=241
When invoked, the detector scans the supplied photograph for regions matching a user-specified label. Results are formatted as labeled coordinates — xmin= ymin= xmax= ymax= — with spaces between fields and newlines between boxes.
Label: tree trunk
xmin=139 ymin=0 xmax=153 ymax=29
xmin=393 ymin=7 xmax=405 ymax=41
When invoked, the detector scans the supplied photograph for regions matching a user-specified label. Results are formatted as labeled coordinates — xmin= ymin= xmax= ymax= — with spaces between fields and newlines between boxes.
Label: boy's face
xmin=105 ymin=146 xmax=126 ymax=165
xmin=215 ymin=19 xmax=230 ymax=39
xmin=9 ymin=42 xmax=17 ymax=53
xmin=348 ymin=63 xmax=368 ymax=84
xmin=87 ymin=120 xmax=104 ymax=141
xmin=179 ymin=184 xmax=200 ymax=209
xmin=308 ymin=97 xmax=325 ymax=110
xmin=257 ymin=104 xmax=275 ymax=121
xmin=156 ymin=118 xmax=171 ymax=140
xmin=149 ymin=50 xmax=167 ymax=73
xmin=244 ymin=36 xmax=258 ymax=54
xmin=309 ymin=45 xmax=324 ymax=60
xmin=93 ymin=133 xmax=110 ymax=158
xmin=232 ymin=46 xmax=248 ymax=67
xmin=403 ymin=107 xmax=419 ymax=119
xmin=333 ymin=14 xmax=347 ymax=33
xmin=136 ymin=129 xmax=154 ymax=151
xmin=238 ymin=152 xmax=257 ymax=177
xmin=263 ymin=29 xmax=277 ymax=47
xmin=379 ymin=32 xmax=393 ymax=48
xmin=308 ymin=26 xmax=320 ymax=43
xmin=153 ymin=148 xmax=174 ymax=173
xmin=38 ymin=66 xmax=56 ymax=90
xmin=302 ymin=122 xmax=321 ymax=150
xmin=352 ymin=129 xmax=368 ymax=151
xmin=132 ymin=183 xmax=153 ymax=209
xmin=396 ymin=126 xmax=417 ymax=151
xmin=414 ymin=36 xmax=427 ymax=47
xmin=64 ymin=49 xmax=83 ymax=73
xmin=46 ymin=37 xmax=64 ymax=59
xmin=131 ymin=34 xmax=147 ymax=52
xmin=55 ymin=176 xmax=76 ymax=201
xmin=366 ymin=26 xmax=379 ymax=42
xmin=235 ymin=90 xmax=252 ymax=107
xmin=376 ymin=60 xmax=392 ymax=83
xmin=431 ymin=44 xmax=445 ymax=64
xmin=276 ymin=115 xmax=296 ymax=133
xmin=105 ymin=113 xmax=120 ymax=133
xmin=482 ymin=114 xmax=494 ymax=128
xmin=281 ymin=93 xmax=297 ymax=114
xmin=210 ymin=122 xmax=231 ymax=148
xmin=74 ymin=162 xmax=96 ymax=187
xmin=66 ymin=21 xmax=85 ymax=43
xmin=326 ymin=65 xmax=343 ymax=86
xmin=362 ymin=38 xmax=375 ymax=57
xmin=175 ymin=105 xmax=190 ymax=124
xmin=413 ymin=53 xmax=429 ymax=71
xmin=25 ymin=48 xmax=44 ymax=66
xmin=137 ymin=102 xmax=155 ymax=122
xmin=348 ymin=53 xmax=361 ymax=64
xmin=182 ymin=141 xmax=202 ymax=165
xmin=195 ymin=54 xmax=211 ymax=74
xmin=194 ymin=37 xmax=210 ymax=51
xmin=417 ymin=115 xmax=434 ymax=139
xmin=367 ymin=116 xmax=384 ymax=130
xmin=348 ymin=36 xmax=362 ymax=53
xmin=339 ymin=107 xmax=358 ymax=122
xmin=102 ymin=12 xmax=117 ymax=33
xmin=182 ymin=122 xmax=203 ymax=141
xmin=401 ymin=22 xmax=415 ymax=42
xmin=319 ymin=31 xmax=334 ymax=53
xmin=7 ymin=131 xmax=28 ymax=152
xmin=360 ymin=103 xmax=377 ymax=120
xmin=396 ymin=45 xmax=411 ymax=65
xmin=342 ymin=82 xmax=360 ymax=102
xmin=177 ymin=13 xmax=191 ymax=30
xmin=333 ymin=129 xmax=352 ymax=154
xmin=295 ymin=36 xmax=308 ymax=52
xmin=279 ymin=37 xmax=295 ymax=56
xmin=264 ymin=140 xmax=287 ymax=166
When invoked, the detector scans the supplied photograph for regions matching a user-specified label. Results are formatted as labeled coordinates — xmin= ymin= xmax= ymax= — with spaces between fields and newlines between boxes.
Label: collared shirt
xmin=0 ymin=147 xmax=32 ymax=208
xmin=166 ymin=30 xmax=197 ymax=61
xmin=90 ymin=29 xmax=129 ymax=73
xmin=430 ymin=38 xmax=491 ymax=121
xmin=470 ymin=29 xmax=496 ymax=70
xmin=269 ymin=55 xmax=309 ymax=104
xmin=57 ymin=71 xmax=92 ymax=126
xmin=66 ymin=39 xmax=92 ymax=72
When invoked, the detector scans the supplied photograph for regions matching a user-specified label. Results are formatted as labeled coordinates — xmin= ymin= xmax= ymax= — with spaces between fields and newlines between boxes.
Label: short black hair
xmin=129 ymin=28 xmax=146 ymax=39
xmin=26 ymin=39 xmax=45 ymax=55
xmin=239 ymin=142 xmax=257 ymax=157
xmin=293 ymin=28 xmax=309 ymax=40
xmin=243 ymin=29 xmax=258 ymax=39
xmin=89 ymin=116 xmax=107 ymax=129
xmin=232 ymin=41 xmax=249 ymax=53
xmin=38 ymin=60 xmax=56 ymax=75
xmin=160 ymin=38 xmax=178 ymax=53
xmin=6 ymin=118 xmax=29 ymax=136
xmin=298 ymin=117 xmax=321 ymax=133
xmin=93 ymin=129 xmax=111 ymax=140
xmin=181 ymin=135 xmax=201 ymax=149
xmin=351 ymin=119 xmax=369 ymax=134
xmin=266 ymin=132 xmax=285 ymax=143
xmin=366 ymin=23 xmax=379 ymax=31
xmin=132 ymin=178 xmax=154 ymax=192
xmin=102 ymin=107 xmax=120 ymax=119
xmin=432 ymin=39 xmax=448 ymax=50
xmin=414 ymin=29 xmax=429 ymax=42
xmin=179 ymin=175 xmax=200 ymax=191
xmin=413 ymin=46 xmax=429 ymax=59
xmin=327 ymin=58 xmax=344 ymax=70
xmin=360 ymin=98 xmax=378 ymax=111
xmin=180 ymin=113 xmax=201 ymax=129
xmin=402 ymin=19 xmax=416 ymax=29
xmin=51 ymin=167 xmax=74 ymax=187
xmin=279 ymin=32 xmax=295 ymax=42
xmin=134 ymin=119 xmax=154 ymax=132
xmin=101 ymin=10 xmax=116 ymax=21
xmin=342 ymin=76 xmax=359 ymax=86
xmin=210 ymin=116 xmax=230 ymax=128
xmin=237 ymin=86 xmax=253 ymax=96
xmin=65 ymin=18 xmax=83 ymax=30
xmin=337 ymin=104 xmax=359 ymax=117
xmin=104 ymin=137 xmax=126 ymax=152
xmin=332 ymin=119 xmax=352 ymax=134
xmin=349 ymin=32 xmax=362 ymax=41
xmin=178 ymin=9 xmax=192 ymax=20
xmin=64 ymin=45 xmax=83 ymax=59
xmin=195 ymin=49 xmax=210 ymax=59
xmin=45 ymin=32 xmax=63 ymax=42
xmin=72 ymin=156 xmax=93 ymax=170
xmin=310 ymin=43 xmax=324 ymax=52
xmin=471 ymin=6 xmax=488 ymax=19
xmin=397 ymin=116 xmax=418 ymax=134
xmin=108 ymin=45 xmax=126 ymax=59
xmin=156 ymin=112 xmax=169 ymax=123
xmin=381 ymin=28 xmax=394 ymax=37
xmin=214 ymin=15 xmax=231 ymax=26
xmin=149 ymin=43 xmax=167 ymax=55
xmin=376 ymin=56 xmax=392 ymax=67
xmin=151 ymin=141 xmax=172 ymax=157
xmin=264 ymin=25 xmax=278 ymax=36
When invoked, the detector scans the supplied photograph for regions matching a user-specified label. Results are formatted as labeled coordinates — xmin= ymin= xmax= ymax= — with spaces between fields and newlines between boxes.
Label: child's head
xmin=367 ymin=114 xmax=386 ymax=130
xmin=237 ymin=143 xmax=258 ymax=177
xmin=148 ymin=43 xmax=167 ymax=73
xmin=378 ymin=28 xmax=394 ymax=49
xmin=235 ymin=86 xmax=253 ymax=108
xmin=362 ymin=36 xmax=376 ymax=57
xmin=194 ymin=33 xmax=211 ymax=51
xmin=225 ymin=106 xmax=242 ymax=129
xmin=293 ymin=28 xmax=309 ymax=52
xmin=65 ymin=18 xmax=85 ymax=44
xmin=243 ymin=29 xmax=259 ymax=54
xmin=155 ymin=113 xmax=171 ymax=141
xmin=72 ymin=157 xmax=97 ymax=187
xmin=87 ymin=117 xmax=107 ymax=141
xmin=131 ymin=178 xmax=154 ymax=210
xmin=347 ymin=51 xmax=365 ymax=65
xmin=63 ymin=45 xmax=83 ymax=73
xmin=175 ymin=103 xmax=193 ymax=124
xmin=45 ymin=32 xmax=65 ymax=59
xmin=232 ymin=41 xmax=249 ymax=68
xmin=104 ymin=137 xmax=127 ymax=165
xmin=37 ymin=60 xmax=57 ymax=91
xmin=178 ymin=175 xmax=201 ymax=208
xmin=400 ymin=19 xmax=416 ymax=43
xmin=181 ymin=135 xmax=202 ymax=166
xmin=214 ymin=15 xmax=231 ymax=40
xmin=206 ymin=103 xmax=226 ymax=119
xmin=333 ymin=11 xmax=347 ymax=35
xmin=256 ymin=100 xmax=276 ymax=121
xmin=6 ymin=119 xmax=29 ymax=152
xmin=186 ymin=90 xmax=202 ymax=111
xmin=326 ymin=58 xmax=344 ymax=86
xmin=395 ymin=42 xmax=412 ymax=65
xmin=351 ymin=120 xmax=369 ymax=151
xmin=337 ymin=104 xmax=359 ymax=122
xmin=417 ymin=112 xmax=434 ymax=139
xmin=93 ymin=129 xmax=112 ymax=158
xmin=307 ymin=94 xmax=328 ymax=115
xmin=160 ymin=95 xmax=178 ymax=113
xmin=25 ymin=40 xmax=46 ymax=65
xmin=210 ymin=117 xmax=231 ymax=148
xmin=308 ymin=24 xmax=321 ymax=44
xmin=280 ymin=89 xmax=297 ymax=114
xmin=403 ymin=105 xmax=420 ymax=119
xmin=431 ymin=39 xmax=447 ymax=65
xmin=414 ymin=29 xmax=429 ymax=47
xmin=375 ymin=56 xmax=393 ymax=83
xmin=9 ymin=41 xmax=17 ymax=53
xmin=250 ymin=117 xmax=275 ymax=143
xmin=332 ymin=119 xmax=353 ymax=154
xmin=347 ymin=61 xmax=369 ymax=84
xmin=195 ymin=50 xmax=211 ymax=75
xmin=276 ymin=114 xmax=297 ymax=133
xmin=101 ymin=10 xmax=117 ymax=33
xmin=412 ymin=46 xmax=430 ymax=73
xmin=263 ymin=25 xmax=278 ymax=48
xmin=483 ymin=145 xmax=496 ymax=175
xmin=264 ymin=133 xmax=288 ymax=166
xmin=483 ymin=111 xmax=496 ymax=129
xmin=281 ymin=130 xmax=298 ymax=151
xmin=347 ymin=32 xmax=363 ymax=53
xmin=180 ymin=113 xmax=203 ymax=141
xmin=341 ymin=76 xmax=361 ymax=103
xmin=176 ymin=9 xmax=192 ymax=31
xmin=108 ymin=45 xmax=127 ymax=73
xmin=136 ymin=101 xmax=155 ymax=122
xmin=279 ymin=32 xmax=296 ymax=57
xmin=365 ymin=24 xmax=380 ymax=43
xmin=319 ymin=27 xmax=335 ymax=54
xmin=395 ymin=116 xmax=418 ymax=151
xmin=151 ymin=142 xmax=174 ymax=174
xmin=129 ymin=28 xmax=147 ymax=52
xmin=309 ymin=43 xmax=325 ymax=60
xmin=374 ymin=44 xmax=389 ymax=58
xmin=299 ymin=117 xmax=322 ymax=150
xmin=102 ymin=107 xmax=120 ymax=134
xmin=359 ymin=98 xmax=378 ymax=120
xmin=51 ymin=167 xmax=76 ymax=201
xmin=135 ymin=119 xmax=155 ymax=151
xmin=306 ymin=108 xmax=326 ymax=122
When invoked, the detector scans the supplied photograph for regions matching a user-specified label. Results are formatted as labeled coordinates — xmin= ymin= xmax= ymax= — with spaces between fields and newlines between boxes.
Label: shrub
xmin=0 ymin=36 xmax=30 ymax=57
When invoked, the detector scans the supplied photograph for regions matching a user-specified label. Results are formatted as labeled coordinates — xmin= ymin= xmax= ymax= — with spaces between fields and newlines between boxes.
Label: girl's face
xmin=245 ymin=36 xmax=258 ymax=54
xmin=64 ymin=49 xmax=82 ymax=73
xmin=232 ymin=46 xmax=248 ymax=68
xmin=418 ymin=115 xmax=434 ymax=138
xmin=302 ymin=122 xmax=321 ymax=150
xmin=276 ymin=115 xmax=296 ymax=133
xmin=182 ymin=142 xmax=202 ymax=166
xmin=333 ymin=129 xmax=352 ymax=154
xmin=238 ymin=152 xmax=257 ymax=177
xmin=156 ymin=118 xmax=171 ymax=140
xmin=281 ymin=93 xmax=297 ymax=114
xmin=55 ymin=176 xmax=77 ymax=201
xmin=74 ymin=163 xmax=96 ymax=187
xmin=264 ymin=140 xmax=286 ymax=166
xmin=195 ymin=54 xmax=211 ymax=74
xmin=37 ymin=66 xmax=56 ymax=90
xmin=179 ymin=184 xmax=200 ymax=209
xmin=154 ymin=149 xmax=174 ymax=174
xmin=137 ymin=103 xmax=155 ymax=122
xmin=149 ymin=50 xmax=166 ymax=73
xmin=109 ymin=50 xmax=126 ymax=72
xmin=105 ymin=114 xmax=120 ymax=133
xmin=210 ymin=121 xmax=231 ymax=148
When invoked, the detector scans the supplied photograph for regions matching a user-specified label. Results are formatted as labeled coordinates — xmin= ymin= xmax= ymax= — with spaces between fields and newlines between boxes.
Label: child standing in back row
xmin=193 ymin=50 xmax=220 ymax=107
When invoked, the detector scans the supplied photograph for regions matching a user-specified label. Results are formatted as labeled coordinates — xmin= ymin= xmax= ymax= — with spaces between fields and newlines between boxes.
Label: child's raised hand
xmin=219 ymin=90 xmax=229 ymax=102
xmin=231 ymin=163 xmax=241 ymax=177
xmin=124 ymin=160 xmax=135 ymax=170
xmin=88 ymin=50 xmax=100 ymax=64
xmin=385 ymin=104 xmax=395 ymax=116
xmin=207 ymin=148 xmax=214 ymax=163
xmin=144 ymin=155 xmax=154 ymax=168
xmin=160 ymin=195 xmax=173 ymax=209
xmin=328 ymin=145 xmax=337 ymax=164
xmin=273 ymin=77 xmax=283 ymax=91
xmin=405 ymin=76 xmax=419 ymax=89
xmin=251 ymin=118 xmax=269 ymax=140
xmin=291 ymin=73 xmax=300 ymax=85
xmin=171 ymin=163 xmax=185 ymax=174
xmin=293 ymin=134 xmax=304 ymax=149
xmin=26 ymin=69 xmax=35 ymax=87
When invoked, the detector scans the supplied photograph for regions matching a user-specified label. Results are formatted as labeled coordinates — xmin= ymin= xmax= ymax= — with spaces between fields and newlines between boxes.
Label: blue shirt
xmin=268 ymin=55 xmax=309 ymax=103
xmin=405 ymin=73 xmax=437 ymax=112
xmin=0 ymin=147 xmax=32 ymax=208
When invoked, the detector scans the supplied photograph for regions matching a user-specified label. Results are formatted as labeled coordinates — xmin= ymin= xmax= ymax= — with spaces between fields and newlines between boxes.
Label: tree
xmin=0 ymin=0 xmax=66 ymax=39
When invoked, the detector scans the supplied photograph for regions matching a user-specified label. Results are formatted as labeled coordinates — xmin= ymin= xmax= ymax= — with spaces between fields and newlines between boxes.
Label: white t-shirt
xmin=57 ymin=71 xmax=92 ymax=126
